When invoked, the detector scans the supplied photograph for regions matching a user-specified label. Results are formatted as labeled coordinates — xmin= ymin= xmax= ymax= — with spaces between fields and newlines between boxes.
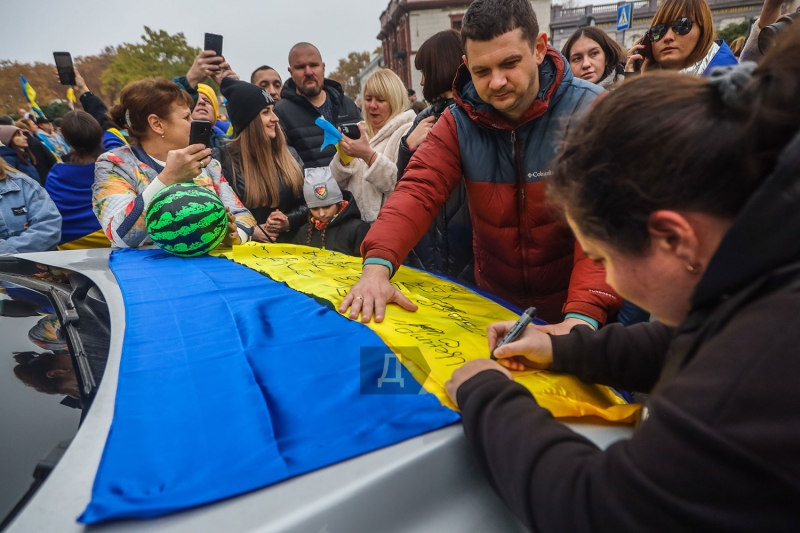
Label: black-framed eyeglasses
xmin=649 ymin=17 xmax=695 ymax=42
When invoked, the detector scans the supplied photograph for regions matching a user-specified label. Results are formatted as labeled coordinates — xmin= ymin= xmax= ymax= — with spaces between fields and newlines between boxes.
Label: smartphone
xmin=204 ymin=33 xmax=223 ymax=57
xmin=639 ymin=32 xmax=653 ymax=60
xmin=340 ymin=123 xmax=361 ymax=140
xmin=633 ymin=33 xmax=652 ymax=72
xmin=53 ymin=52 xmax=76 ymax=86
xmin=190 ymin=120 xmax=213 ymax=148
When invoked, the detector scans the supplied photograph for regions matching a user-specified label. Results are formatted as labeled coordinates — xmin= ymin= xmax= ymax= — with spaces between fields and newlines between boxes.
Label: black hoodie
xmin=292 ymin=190 xmax=370 ymax=257
xmin=457 ymin=131 xmax=800 ymax=532
xmin=274 ymin=78 xmax=361 ymax=169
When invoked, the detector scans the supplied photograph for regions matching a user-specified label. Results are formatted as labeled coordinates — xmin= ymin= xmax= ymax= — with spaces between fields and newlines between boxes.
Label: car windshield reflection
xmin=0 ymin=279 xmax=82 ymax=524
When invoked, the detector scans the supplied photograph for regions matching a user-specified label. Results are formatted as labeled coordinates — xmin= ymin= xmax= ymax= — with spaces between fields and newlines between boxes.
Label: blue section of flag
xmin=79 ymin=249 xmax=459 ymax=524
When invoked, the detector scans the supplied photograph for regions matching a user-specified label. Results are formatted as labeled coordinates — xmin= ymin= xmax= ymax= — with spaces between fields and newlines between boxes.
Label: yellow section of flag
xmin=220 ymin=243 xmax=641 ymax=423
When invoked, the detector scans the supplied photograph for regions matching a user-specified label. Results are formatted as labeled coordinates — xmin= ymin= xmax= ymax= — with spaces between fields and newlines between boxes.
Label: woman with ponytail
xmin=446 ymin=28 xmax=800 ymax=531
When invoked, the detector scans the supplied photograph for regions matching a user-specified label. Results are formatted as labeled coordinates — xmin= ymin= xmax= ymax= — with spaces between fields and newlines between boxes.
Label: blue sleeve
xmin=173 ymin=76 xmax=199 ymax=104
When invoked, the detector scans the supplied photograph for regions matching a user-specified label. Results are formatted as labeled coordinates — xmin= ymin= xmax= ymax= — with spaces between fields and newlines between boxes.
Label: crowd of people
xmin=1 ymin=0 xmax=799 ymax=528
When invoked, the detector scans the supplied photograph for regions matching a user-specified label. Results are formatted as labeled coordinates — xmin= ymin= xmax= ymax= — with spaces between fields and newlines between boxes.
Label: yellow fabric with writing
xmin=222 ymin=243 xmax=640 ymax=423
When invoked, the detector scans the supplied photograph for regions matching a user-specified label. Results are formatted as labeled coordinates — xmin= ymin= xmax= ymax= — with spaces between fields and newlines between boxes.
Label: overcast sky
xmin=2 ymin=0 xmax=385 ymax=79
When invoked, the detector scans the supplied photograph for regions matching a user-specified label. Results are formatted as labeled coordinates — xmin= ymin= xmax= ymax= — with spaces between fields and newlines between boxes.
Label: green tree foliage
xmin=717 ymin=21 xmax=751 ymax=45
xmin=329 ymin=51 xmax=372 ymax=100
xmin=102 ymin=27 xmax=200 ymax=100
xmin=40 ymin=100 xmax=71 ymax=119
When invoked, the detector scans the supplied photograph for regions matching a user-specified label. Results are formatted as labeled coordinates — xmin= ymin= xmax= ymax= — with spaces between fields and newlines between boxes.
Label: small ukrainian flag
xmin=19 ymin=75 xmax=45 ymax=118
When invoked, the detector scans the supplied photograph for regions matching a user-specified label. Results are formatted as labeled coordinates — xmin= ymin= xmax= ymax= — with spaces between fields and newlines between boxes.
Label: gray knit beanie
xmin=304 ymin=167 xmax=343 ymax=208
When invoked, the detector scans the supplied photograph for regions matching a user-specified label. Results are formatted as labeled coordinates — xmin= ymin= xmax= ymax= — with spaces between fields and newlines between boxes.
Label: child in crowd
xmin=293 ymin=168 xmax=370 ymax=257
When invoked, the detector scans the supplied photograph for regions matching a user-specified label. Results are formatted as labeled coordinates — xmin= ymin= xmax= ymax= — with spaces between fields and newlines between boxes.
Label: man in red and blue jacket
xmin=340 ymin=0 xmax=621 ymax=331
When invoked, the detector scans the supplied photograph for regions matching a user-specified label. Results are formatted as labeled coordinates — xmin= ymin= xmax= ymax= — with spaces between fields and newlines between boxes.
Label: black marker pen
xmin=490 ymin=307 xmax=537 ymax=360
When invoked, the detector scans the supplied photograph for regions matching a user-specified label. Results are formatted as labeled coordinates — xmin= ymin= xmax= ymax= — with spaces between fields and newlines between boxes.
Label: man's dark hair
xmin=461 ymin=0 xmax=539 ymax=51
xmin=250 ymin=65 xmax=281 ymax=84
xmin=0 ymin=115 xmax=14 ymax=125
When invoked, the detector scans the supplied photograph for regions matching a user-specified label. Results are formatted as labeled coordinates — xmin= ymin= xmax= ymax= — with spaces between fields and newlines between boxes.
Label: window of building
xmin=450 ymin=13 xmax=464 ymax=31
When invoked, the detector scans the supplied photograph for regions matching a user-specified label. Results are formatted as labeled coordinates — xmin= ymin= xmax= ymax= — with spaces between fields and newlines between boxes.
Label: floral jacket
xmin=92 ymin=145 xmax=255 ymax=248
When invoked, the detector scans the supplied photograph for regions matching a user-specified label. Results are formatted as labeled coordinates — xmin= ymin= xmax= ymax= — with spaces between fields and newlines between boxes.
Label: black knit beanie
xmin=220 ymin=77 xmax=274 ymax=136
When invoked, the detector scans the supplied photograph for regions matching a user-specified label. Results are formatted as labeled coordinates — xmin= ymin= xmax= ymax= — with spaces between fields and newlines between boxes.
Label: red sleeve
xmin=562 ymin=241 xmax=623 ymax=325
xmin=361 ymin=109 xmax=463 ymax=270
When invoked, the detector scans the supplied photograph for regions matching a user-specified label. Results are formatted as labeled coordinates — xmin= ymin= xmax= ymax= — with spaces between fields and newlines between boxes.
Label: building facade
xmin=377 ymin=0 xmax=551 ymax=100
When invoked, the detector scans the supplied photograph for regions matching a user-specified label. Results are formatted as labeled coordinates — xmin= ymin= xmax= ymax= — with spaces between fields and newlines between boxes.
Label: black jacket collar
xmin=280 ymin=78 xmax=345 ymax=110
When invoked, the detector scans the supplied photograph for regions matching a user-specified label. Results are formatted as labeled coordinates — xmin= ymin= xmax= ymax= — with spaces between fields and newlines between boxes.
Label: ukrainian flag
xmin=19 ymin=75 xmax=45 ymax=118
xmin=79 ymin=246 xmax=638 ymax=524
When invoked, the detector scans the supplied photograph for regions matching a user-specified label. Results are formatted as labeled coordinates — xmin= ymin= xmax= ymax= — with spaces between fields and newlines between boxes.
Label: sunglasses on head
xmin=649 ymin=17 xmax=695 ymax=42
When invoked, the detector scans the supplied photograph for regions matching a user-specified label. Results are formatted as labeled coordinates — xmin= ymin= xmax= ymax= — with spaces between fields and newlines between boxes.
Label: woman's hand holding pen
xmin=445 ymin=319 xmax=555 ymax=407
xmin=489 ymin=322 xmax=554 ymax=372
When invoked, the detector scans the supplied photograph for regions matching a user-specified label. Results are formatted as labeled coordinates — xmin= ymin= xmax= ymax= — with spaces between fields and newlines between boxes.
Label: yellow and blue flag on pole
xmin=19 ymin=75 xmax=45 ymax=118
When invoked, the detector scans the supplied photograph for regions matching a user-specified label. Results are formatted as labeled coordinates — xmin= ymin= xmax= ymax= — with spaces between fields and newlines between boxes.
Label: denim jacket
xmin=0 ymin=170 xmax=62 ymax=254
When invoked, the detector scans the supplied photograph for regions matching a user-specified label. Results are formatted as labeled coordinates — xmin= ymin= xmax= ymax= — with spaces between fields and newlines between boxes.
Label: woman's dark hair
xmin=550 ymin=28 xmax=800 ymax=256
xmin=415 ymin=30 xmax=464 ymax=102
xmin=561 ymin=27 xmax=626 ymax=80
xmin=461 ymin=0 xmax=539 ymax=51
xmin=61 ymin=111 xmax=103 ymax=160
xmin=108 ymin=78 xmax=193 ymax=142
